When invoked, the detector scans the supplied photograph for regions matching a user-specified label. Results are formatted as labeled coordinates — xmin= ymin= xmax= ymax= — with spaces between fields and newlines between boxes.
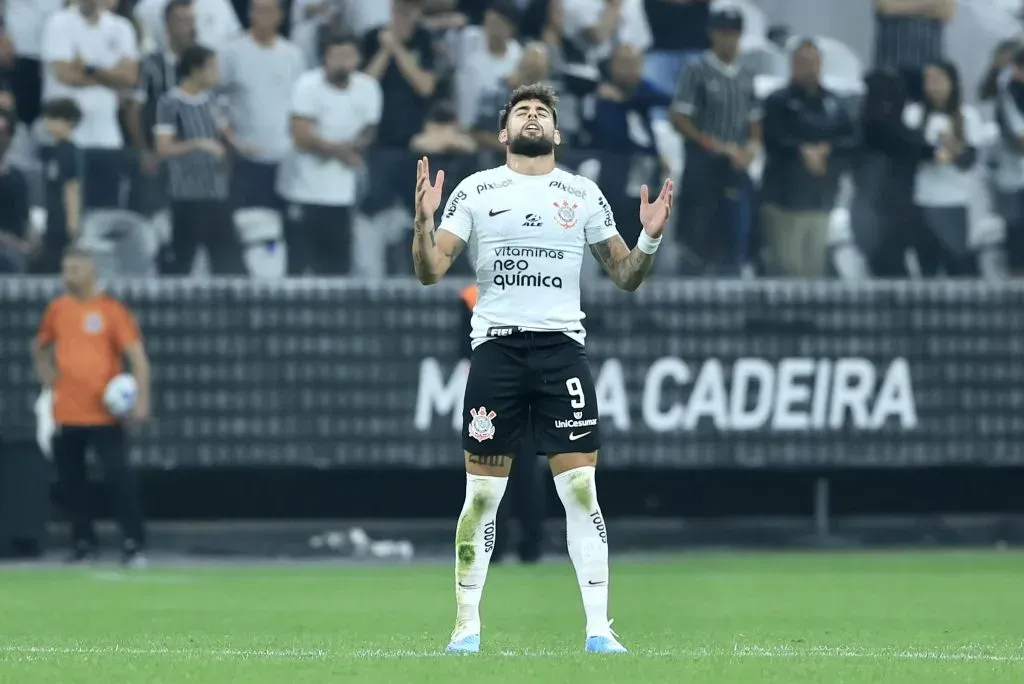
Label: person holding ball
xmin=31 ymin=247 xmax=151 ymax=566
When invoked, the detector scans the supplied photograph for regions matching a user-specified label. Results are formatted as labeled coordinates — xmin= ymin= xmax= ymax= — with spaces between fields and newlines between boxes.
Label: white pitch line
xmin=1 ymin=645 xmax=1022 ymax=662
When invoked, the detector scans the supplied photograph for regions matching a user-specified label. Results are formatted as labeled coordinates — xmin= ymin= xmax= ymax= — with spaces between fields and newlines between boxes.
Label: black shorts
xmin=462 ymin=332 xmax=601 ymax=456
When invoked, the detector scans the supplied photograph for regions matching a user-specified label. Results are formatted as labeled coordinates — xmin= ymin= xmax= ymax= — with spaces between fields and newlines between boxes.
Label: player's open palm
xmin=638 ymin=179 xmax=675 ymax=239
xmin=415 ymin=156 xmax=446 ymax=226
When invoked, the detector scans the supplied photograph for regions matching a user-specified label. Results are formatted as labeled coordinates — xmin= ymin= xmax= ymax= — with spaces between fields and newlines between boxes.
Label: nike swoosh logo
xmin=568 ymin=431 xmax=592 ymax=441
xmin=489 ymin=209 xmax=511 ymax=217
xmin=588 ymin=580 xmax=606 ymax=586
xmin=458 ymin=582 xmax=479 ymax=589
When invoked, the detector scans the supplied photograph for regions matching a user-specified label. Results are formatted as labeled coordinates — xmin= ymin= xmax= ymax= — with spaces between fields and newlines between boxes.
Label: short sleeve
xmin=584 ymin=183 xmax=619 ymax=245
xmin=438 ymin=179 xmax=474 ymax=241
xmin=36 ymin=302 xmax=58 ymax=346
xmin=41 ymin=14 xmax=74 ymax=63
xmin=672 ymin=63 xmax=702 ymax=116
xmin=963 ymin=105 xmax=985 ymax=147
xmin=291 ymin=75 xmax=319 ymax=119
xmin=903 ymin=103 xmax=924 ymax=128
xmin=154 ymin=95 xmax=176 ymax=136
xmin=112 ymin=302 xmax=142 ymax=351
xmin=364 ymin=78 xmax=383 ymax=125
xmin=57 ymin=144 xmax=79 ymax=183
xmin=117 ymin=20 xmax=140 ymax=61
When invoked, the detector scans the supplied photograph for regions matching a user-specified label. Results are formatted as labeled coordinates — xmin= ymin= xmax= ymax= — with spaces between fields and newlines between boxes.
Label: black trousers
xmin=232 ymin=157 xmax=283 ymax=211
xmin=53 ymin=425 xmax=146 ymax=549
xmin=164 ymin=199 xmax=246 ymax=275
xmin=285 ymin=204 xmax=352 ymax=275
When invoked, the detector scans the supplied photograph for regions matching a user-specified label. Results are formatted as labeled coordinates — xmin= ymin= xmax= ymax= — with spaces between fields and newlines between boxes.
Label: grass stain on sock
xmin=569 ymin=470 xmax=594 ymax=510
xmin=455 ymin=493 xmax=488 ymax=579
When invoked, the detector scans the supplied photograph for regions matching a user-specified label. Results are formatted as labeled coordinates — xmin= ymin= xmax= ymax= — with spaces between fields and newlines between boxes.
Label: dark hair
xmin=861 ymin=68 xmax=907 ymax=124
xmin=920 ymin=60 xmax=964 ymax=143
xmin=164 ymin=0 xmax=193 ymax=24
xmin=41 ymin=98 xmax=83 ymax=125
xmin=321 ymin=30 xmax=359 ymax=57
xmin=498 ymin=82 xmax=558 ymax=130
xmin=177 ymin=44 xmax=215 ymax=81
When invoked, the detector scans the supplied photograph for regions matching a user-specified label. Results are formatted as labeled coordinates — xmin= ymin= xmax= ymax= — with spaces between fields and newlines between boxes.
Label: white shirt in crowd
xmin=219 ymin=34 xmax=306 ymax=163
xmin=338 ymin=0 xmax=392 ymax=38
xmin=41 ymin=8 xmax=139 ymax=149
xmin=278 ymin=69 xmax=383 ymax=206
xmin=135 ymin=0 xmax=241 ymax=51
xmin=903 ymin=103 xmax=984 ymax=207
xmin=439 ymin=166 xmax=619 ymax=348
xmin=454 ymin=26 xmax=522 ymax=129
xmin=3 ymin=0 xmax=65 ymax=60
xmin=562 ymin=0 xmax=651 ymax=67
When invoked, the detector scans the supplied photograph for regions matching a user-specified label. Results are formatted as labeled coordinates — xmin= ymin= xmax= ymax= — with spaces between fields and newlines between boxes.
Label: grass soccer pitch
xmin=1 ymin=552 xmax=1022 ymax=683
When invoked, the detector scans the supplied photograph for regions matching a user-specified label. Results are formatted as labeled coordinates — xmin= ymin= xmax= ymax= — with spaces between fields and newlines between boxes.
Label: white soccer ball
xmin=104 ymin=373 xmax=138 ymax=417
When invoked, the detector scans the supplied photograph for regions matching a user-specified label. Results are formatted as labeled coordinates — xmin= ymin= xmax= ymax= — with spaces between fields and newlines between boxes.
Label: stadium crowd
xmin=0 ymin=0 xmax=1023 ymax=279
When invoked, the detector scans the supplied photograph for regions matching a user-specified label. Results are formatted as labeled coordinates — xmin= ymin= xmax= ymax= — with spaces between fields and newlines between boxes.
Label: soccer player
xmin=411 ymin=82 xmax=673 ymax=654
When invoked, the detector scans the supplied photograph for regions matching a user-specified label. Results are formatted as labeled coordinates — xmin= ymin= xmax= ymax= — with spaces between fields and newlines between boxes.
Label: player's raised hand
xmin=414 ymin=156 xmax=446 ymax=228
xmin=638 ymin=178 xmax=674 ymax=238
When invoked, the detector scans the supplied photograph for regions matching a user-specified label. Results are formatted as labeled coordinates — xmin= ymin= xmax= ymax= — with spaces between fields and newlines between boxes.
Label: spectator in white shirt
xmin=454 ymin=0 xmax=523 ymax=129
xmin=280 ymin=32 xmax=382 ymax=275
xmin=219 ymin=0 xmax=305 ymax=211
xmin=135 ymin=0 xmax=241 ymax=51
xmin=903 ymin=60 xmax=982 ymax=276
xmin=2 ymin=0 xmax=65 ymax=125
xmin=42 ymin=0 xmax=139 ymax=211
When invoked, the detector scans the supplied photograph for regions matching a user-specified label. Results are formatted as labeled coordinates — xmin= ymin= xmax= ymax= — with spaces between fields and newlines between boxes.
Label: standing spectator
xmin=3 ymin=0 xmax=65 ymax=126
xmin=31 ymin=247 xmax=150 ymax=566
xmin=670 ymin=8 xmax=761 ymax=275
xmin=154 ymin=44 xmax=245 ymax=274
xmin=760 ymin=40 xmax=858 ymax=278
xmin=561 ymin=0 xmax=650 ymax=79
xmin=361 ymin=0 xmax=437 ymax=219
xmin=125 ymin=0 xmax=197 ymax=218
xmin=135 ymin=0 xmax=241 ymax=50
xmin=995 ymin=50 xmax=1024 ymax=274
xmin=280 ymin=32 xmax=381 ymax=275
xmin=42 ymin=0 xmax=139 ymax=212
xmin=219 ymin=0 xmax=305 ymax=211
xmin=874 ymin=0 xmax=955 ymax=100
xmin=453 ymin=0 xmax=522 ymax=130
xmin=581 ymin=43 xmax=670 ymax=247
xmin=642 ymin=0 xmax=710 ymax=101
xmin=37 ymin=99 xmax=83 ymax=275
xmin=0 ymin=107 xmax=32 ymax=274
xmin=979 ymin=40 xmax=1020 ymax=106
xmin=472 ymin=41 xmax=555 ymax=153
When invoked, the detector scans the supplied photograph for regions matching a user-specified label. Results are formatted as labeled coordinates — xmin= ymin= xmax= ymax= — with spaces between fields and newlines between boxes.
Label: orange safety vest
xmin=460 ymin=284 xmax=478 ymax=311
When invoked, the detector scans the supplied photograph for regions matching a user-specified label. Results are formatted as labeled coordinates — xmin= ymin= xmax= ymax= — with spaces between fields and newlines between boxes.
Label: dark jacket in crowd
xmin=761 ymin=83 xmax=858 ymax=212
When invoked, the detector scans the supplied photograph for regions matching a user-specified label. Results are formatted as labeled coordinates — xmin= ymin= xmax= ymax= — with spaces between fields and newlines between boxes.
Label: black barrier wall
xmin=2 ymin=278 xmax=1024 ymax=471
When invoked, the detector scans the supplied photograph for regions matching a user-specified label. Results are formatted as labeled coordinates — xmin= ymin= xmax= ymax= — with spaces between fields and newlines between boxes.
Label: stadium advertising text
xmin=414 ymin=356 xmax=918 ymax=432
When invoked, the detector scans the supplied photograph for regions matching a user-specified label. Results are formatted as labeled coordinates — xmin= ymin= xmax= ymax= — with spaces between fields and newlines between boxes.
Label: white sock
xmin=453 ymin=473 xmax=508 ymax=632
xmin=553 ymin=466 xmax=611 ymax=637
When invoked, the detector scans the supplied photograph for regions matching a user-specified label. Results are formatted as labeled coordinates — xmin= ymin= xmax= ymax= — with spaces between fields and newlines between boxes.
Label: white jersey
xmin=438 ymin=165 xmax=620 ymax=349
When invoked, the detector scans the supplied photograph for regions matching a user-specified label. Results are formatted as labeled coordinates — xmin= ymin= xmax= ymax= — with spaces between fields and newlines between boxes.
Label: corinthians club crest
xmin=468 ymin=406 xmax=497 ymax=442
xmin=553 ymin=200 xmax=578 ymax=229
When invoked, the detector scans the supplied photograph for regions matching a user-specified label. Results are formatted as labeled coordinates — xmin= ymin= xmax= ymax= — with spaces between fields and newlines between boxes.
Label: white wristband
xmin=637 ymin=231 xmax=662 ymax=255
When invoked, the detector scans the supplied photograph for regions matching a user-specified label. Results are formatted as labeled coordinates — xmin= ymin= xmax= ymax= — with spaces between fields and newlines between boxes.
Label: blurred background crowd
xmin=1 ymin=0 xmax=1024 ymax=280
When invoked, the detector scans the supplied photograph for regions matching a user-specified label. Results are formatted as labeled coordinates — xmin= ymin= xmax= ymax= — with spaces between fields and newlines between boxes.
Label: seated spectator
xmin=873 ymin=0 xmax=955 ymax=101
xmin=411 ymin=101 xmax=477 ymax=155
xmin=472 ymin=41 xmax=555 ymax=153
xmin=135 ymin=0 xmax=241 ymax=50
xmin=761 ymin=40 xmax=858 ymax=278
xmin=904 ymin=60 xmax=982 ymax=276
xmin=361 ymin=0 xmax=437 ymax=218
xmin=3 ymin=0 xmax=65 ymax=127
xmin=280 ymin=32 xmax=382 ymax=276
xmin=42 ymin=0 xmax=139 ymax=212
xmin=849 ymin=69 xmax=937 ymax=277
xmin=154 ymin=44 xmax=245 ymax=274
xmin=37 ymin=99 xmax=83 ymax=274
xmin=219 ymin=0 xmax=305 ymax=212
xmin=0 ymin=108 xmax=33 ymax=273
xmin=454 ymin=0 xmax=522 ymax=130
xmin=580 ymin=43 xmax=670 ymax=247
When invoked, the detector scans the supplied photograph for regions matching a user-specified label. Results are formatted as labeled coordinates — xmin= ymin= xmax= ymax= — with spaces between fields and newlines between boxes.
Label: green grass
xmin=1 ymin=552 xmax=1023 ymax=683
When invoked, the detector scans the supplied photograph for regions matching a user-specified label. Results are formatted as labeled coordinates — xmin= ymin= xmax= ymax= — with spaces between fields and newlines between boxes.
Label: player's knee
xmin=548 ymin=450 xmax=597 ymax=475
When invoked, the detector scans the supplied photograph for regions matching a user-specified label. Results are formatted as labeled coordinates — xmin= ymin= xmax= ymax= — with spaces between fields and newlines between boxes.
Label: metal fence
xmin=2 ymin=277 xmax=1023 ymax=469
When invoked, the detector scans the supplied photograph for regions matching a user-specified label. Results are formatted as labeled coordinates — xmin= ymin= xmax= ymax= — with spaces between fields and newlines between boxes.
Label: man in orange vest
xmin=460 ymin=284 xmax=544 ymax=563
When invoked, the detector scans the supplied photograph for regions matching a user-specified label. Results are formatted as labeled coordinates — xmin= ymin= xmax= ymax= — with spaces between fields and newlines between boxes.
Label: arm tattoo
xmin=412 ymin=224 xmax=464 ymax=282
xmin=590 ymin=237 xmax=655 ymax=292
xmin=467 ymin=453 xmax=508 ymax=467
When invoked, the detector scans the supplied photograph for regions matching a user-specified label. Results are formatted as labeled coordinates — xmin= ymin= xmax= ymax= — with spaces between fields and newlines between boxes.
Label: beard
xmin=326 ymin=69 xmax=352 ymax=86
xmin=508 ymin=132 xmax=554 ymax=157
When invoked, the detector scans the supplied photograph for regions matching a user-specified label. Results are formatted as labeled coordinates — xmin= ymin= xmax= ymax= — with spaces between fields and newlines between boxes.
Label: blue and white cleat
xmin=585 ymin=620 xmax=628 ymax=654
xmin=446 ymin=625 xmax=481 ymax=654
